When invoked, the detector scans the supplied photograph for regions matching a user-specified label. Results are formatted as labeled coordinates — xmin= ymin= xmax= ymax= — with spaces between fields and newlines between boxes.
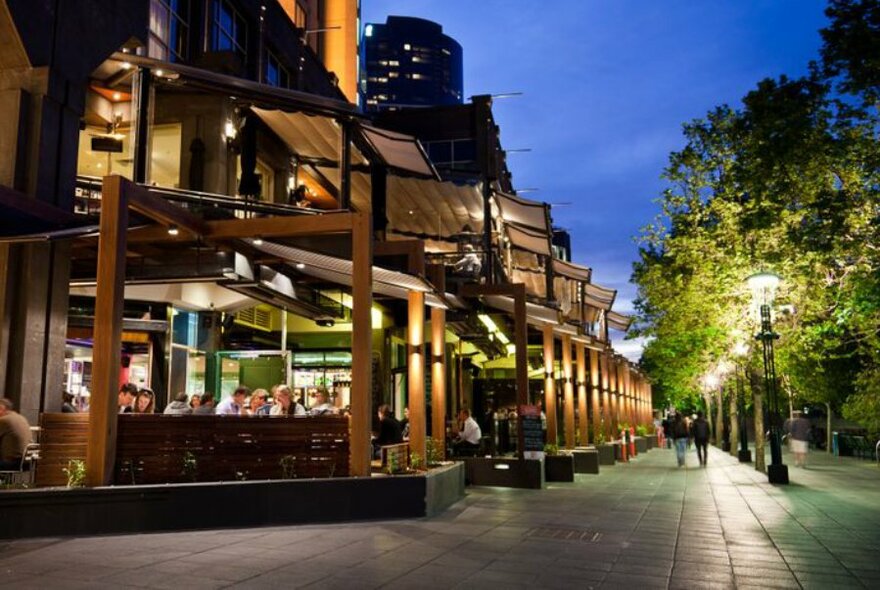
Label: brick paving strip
xmin=1 ymin=446 xmax=878 ymax=589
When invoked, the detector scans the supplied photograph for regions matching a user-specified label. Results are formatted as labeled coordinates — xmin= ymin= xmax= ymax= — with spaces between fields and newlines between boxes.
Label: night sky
xmin=362 ymin=1 xmax=829 ymax=360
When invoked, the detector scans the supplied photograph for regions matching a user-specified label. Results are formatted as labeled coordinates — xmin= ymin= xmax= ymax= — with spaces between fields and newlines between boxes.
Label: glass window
xmin=265 ymin=50 xmax=290 ymax=88
xmin=213 ymin=0 xmax=247 ymax=61
xmin=148 ymin=0 xmax=189 ymax=62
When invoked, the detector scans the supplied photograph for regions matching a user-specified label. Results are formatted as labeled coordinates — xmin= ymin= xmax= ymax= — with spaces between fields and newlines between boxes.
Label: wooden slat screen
xmin=34 ymin=414 xmax=350 ymax=486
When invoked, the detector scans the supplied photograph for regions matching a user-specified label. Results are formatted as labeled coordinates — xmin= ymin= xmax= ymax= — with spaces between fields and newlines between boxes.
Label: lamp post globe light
xmin=746 ymin=272 xmax=789 ymax=484
xmin=732 ymin=341 xmax=752 ymax=463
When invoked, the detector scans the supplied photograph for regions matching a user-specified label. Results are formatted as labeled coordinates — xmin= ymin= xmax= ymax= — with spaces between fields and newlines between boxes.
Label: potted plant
xmin=543 ymin=444 xmax=574 ymax=482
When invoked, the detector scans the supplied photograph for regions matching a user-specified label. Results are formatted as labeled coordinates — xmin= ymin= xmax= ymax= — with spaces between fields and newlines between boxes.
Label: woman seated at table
xmin=308 ymin=389 xmax=338 ymax=416
xmin=132 ymin=388 xmax=155 ymax=414
xmin=246 ymin=389 xmax=271 ymax=416
xmin=270 ymin=384 xmax=306 ymax=416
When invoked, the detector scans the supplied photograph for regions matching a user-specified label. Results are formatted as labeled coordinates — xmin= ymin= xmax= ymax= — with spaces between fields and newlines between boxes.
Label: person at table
xmin=246 ymin=388 xmax=270 ymax=416
xmin=118 ymin=383 xmax=138 ymax=413
xmin=216 ymin=386 xmax=248 ymax=416
xmin=309 ymin=389 xmax=337 ymax=416
xmin=164 ymin=392 xmax=193 ymax=415
xmin=193 ymin=391 xmax=216 ymax=415
xmin=0 ymin=398 xmax=32 ymax=470
xmin=400 ymin=407 xmax=410 ymax=440
xmin=61 ymin=392 xmax=78 ymax=413
xmin=189 ymin=394 xmax=201 ymax=411
xmin=270 ymin=384 xmax=305 ymax=416
xmin=132 ymin=388 xmax=155 ymax=414
xmin=373 ymin=404 xmax=403 ymax=458
xmin=452 ymin=408 xmax=482 ymax=454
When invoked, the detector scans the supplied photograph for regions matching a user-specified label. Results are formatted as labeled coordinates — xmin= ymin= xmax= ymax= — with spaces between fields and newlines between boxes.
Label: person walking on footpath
xmin=692 ymin=411 xmax=710 ymax=467
xmin=672 ymin=413 xmax=689 ymax=467
xmin=784 ymin=410 xmax=811 ymax=468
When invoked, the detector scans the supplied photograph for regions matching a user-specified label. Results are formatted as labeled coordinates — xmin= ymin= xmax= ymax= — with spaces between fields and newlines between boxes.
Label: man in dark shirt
xmin=692 ymin=411 xmax=711 ymax=467
xmin=373 ymin=404 xmax=403 ymax=458
xmin=0 ymin=398 xmax=32 ymax=470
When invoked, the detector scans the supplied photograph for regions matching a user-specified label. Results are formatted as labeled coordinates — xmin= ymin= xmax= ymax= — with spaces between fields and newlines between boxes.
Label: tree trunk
xmin=729 ymin=383 xmax=738 ymax=457
xmin=826 ymin=402 xmax=832 ymax=454
xmin=715 ymin=388 xmax=724 ymax=447
xmin=751 ymin=371 xmax=766 ymax=472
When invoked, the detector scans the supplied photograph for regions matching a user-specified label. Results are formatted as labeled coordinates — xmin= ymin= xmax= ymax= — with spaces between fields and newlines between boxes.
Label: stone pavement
xmin=1 ymin=445 xmax=879 ymax=589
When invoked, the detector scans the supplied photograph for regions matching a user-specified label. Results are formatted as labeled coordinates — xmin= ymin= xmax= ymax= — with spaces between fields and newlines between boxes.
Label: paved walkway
xmin=2 ymin=446 xmax=879 ymax=589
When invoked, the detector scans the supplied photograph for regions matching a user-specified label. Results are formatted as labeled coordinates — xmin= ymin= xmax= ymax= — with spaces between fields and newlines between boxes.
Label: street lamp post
xmin=732 ymin=342 xmax=752 ymax=463
xmin=747 ymin=272 xmax=789 ymax=485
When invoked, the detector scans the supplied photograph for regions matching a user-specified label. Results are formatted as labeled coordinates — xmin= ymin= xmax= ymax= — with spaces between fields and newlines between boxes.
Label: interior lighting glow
xmin=167 ymin=225 xmax=179 ymax=236
xmin=478 ymin=313 xmax=498 ymax=333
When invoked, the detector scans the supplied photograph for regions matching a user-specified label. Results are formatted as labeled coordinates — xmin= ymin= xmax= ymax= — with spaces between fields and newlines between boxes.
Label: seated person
xmin=164 ymin=392 xmax=193 ymax=415
xmin=61 ymin=392 xmax=78 ymax=413
xmin=118 ymin=383 xmax=138 ymax=414
xmin=270 ymin=384 xmax=306 ymax=416
xmin=452 ymin=408 xmax=482 ymax=455
xmin=132 ymin=388 xmax=155 ymax=414
xmin=308 ymin=389 xmax=338 ymax=416
xmin=0 ymin=398 xmax=32 ymax=470
xmin=193 ymin=392 xmax=216 ymax=415
xmin=373 ymin=404 xmax=403 ymax=459
xmin=216 ymin=386 xmax=249 ymax=416
xmin=453 ymin=245 xmax=482 ymax=277
xmin=246 ymin=389 xmax=270 ymax=416
xmin=400 ymin=407 xmax=410 ymax=440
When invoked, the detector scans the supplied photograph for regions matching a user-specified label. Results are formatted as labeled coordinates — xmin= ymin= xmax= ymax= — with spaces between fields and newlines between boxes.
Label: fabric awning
xmin=584 ymin=282 xmax=616 ymax=310
xmin=359 ymin=125 xmax=436 ymax=178
xmin=251 ymin=240 xmax=448 ymax=308
xmin=494 ymin=191 xmax=550 ymax=234
xmin=506 ymin=224 xmax=551 ymax=256
xmin=482 ymin=294 xmax=605 ymax=350
xmin=252 ymin=108 xmax=436 ymax=179
xmin=553 ymin=259 xmax=592 ymax=282
xmin=607 ymin=310 xmax=633 ymax=332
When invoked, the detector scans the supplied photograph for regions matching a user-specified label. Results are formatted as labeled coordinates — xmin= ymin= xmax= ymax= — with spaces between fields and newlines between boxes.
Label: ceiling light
xmin=112 ymin=92 xmax=122 ymax=101
xmin=252 ymin=236 xmax=264 ymax=246
xmin=167 ymin=225 xmax=179 ymax=236
xmin=296 ymin=262 xmax=306 ymax=270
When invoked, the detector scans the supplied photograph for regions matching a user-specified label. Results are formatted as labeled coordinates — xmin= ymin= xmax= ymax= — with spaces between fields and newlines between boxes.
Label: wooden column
xmin=600 ymin=350 xmax=611 ymax=440
xmin=609 ymin=356 xmax=619 ymax=435
xmin=542 ymin=325 xmax=557 ymax=446
xmin=350 ymin=211 xmax=373 ymax=476
xmin=408 ymin=291 xmax=426 ymax=460
xmin=513 ymin=284 xmax=528 ymax=459
xmin=589 ymin=347 xmax=601 ymax=444
xmin=576 ymin=342 xmax=588 ymax=447
xmin=86 ymin=175 xmax=128 ymax=487
xmin=562 ymin=334 xmax=575 ymax=449
xmin=428 ymin=266 xmax=446 ymax=458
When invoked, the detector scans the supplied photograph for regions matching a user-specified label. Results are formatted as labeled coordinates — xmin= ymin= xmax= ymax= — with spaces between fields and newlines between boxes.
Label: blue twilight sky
xmin=362 ymin=1 xmax=830 ymax=360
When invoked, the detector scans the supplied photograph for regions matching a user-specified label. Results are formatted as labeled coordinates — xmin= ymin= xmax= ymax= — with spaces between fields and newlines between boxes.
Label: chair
xmin=0 ymin=442 xmax=40 ymax=486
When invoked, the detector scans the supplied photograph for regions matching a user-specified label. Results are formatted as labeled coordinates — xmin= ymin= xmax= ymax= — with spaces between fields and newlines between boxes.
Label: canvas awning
xmin=494 ymin=190 xmax=550 ymax=234
xmin=482 ymin=294 xmax=605 ymax=350
xmin=252 ymin=108 xmax=436 ymax=179
xmin=553 ymin=259 xmax=592 ymax=282
xmin=607 ymin=310 xmax=633 ymax=332
xmin=506 ymin=223 xmax=551 ymax=256
xmin=250 ymin=240 xmax=449 ymax=308
xmin=584 ymin=282 xmax=617 ymax=310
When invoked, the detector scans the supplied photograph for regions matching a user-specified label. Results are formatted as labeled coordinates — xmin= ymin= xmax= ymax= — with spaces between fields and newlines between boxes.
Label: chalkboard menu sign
xmin=519 ymin=404 xmax=544 ymax=452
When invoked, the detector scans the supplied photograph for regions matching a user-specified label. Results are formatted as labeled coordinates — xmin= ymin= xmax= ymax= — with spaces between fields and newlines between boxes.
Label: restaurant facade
xmin=0 ymin=0 xmax=653 ymax=491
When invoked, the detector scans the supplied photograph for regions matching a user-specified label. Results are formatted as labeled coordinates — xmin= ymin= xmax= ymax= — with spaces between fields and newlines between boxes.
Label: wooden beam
xmin=562 ymin=334 xmax=575 ymax=449
xmin=126 ymin=210 xmax=355 ymax=243
xmin=85 ymin=176 xmax=128 ymax=486
xmin=428 ymin=264 xmax=446 ymax=459
xmin=349 ymin=211 xmax=373 ymax=476
xmin=600 ymin=351 xmax=612 ymax=441
xmin=542 ymin=325 xmax=557 ymax=447
xmin=408 ymin=290 xmax=426 ymax=462
xmin=374 ymin=239 xmax=425 ymax=277
xmin=576 ymin=341 xmax=588 ymax=446
xmin=126 ymin=182 xmax=207 ymax=237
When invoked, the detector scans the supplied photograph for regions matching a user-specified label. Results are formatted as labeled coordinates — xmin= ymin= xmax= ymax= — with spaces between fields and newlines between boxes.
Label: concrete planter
xmin=0 ymin=464 xmax=467 ymax=540
xmin=571 ymin=448 xmax=600 ymax=474
xmin=646 ymin=435 xmax=656 ymax=450
xmin=596 ymin=443 xmax=616 ymax=465
xmin=613 ymin=441 xmax=626 ymax=462
xmin=463 ymin=457 xmax=544 ymax=489
xmin=545 ymin=454 xmax=575 ymax=482
xmin=634 ymin=436 xmax=648 ymax=454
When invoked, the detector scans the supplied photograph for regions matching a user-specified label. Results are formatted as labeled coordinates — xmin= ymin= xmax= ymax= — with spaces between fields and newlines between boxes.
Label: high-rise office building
xmin=361 ymin=16 xmax=463 ymax=111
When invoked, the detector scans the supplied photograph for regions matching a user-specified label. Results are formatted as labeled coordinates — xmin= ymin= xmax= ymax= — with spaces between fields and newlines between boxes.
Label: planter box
xmin=596 ymin=443 xmax=616 ymax=465
xmin=613 ymin=441 xmax=626 ymax=461
xmin=463 ymin=457 xmax=544 ymax=489
xmin=0 ymin=464 xmax=467 ymax=540
xmin=545 ymin=455 xmax=575 ymax=482
xmin=572 ymin=448 xmax=600 ymax=474
xmin=646 ymin=435 xmax=655 ymax=450
xmin=634 ymin=436 xmax=648 ymax=454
